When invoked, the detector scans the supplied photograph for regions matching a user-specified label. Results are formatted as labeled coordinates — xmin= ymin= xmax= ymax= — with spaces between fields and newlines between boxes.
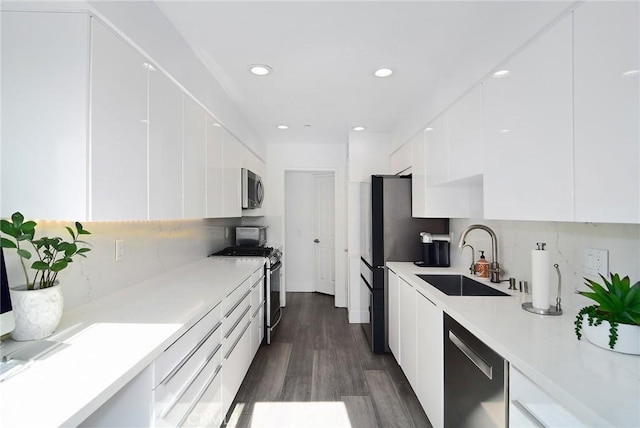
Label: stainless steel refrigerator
xmin=360 ymin=175 xmax=449 ymax=353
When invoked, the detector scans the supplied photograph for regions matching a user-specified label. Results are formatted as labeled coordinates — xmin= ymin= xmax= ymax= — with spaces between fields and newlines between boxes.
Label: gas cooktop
xmin=212 ymin=246 xmax=275 ymax=257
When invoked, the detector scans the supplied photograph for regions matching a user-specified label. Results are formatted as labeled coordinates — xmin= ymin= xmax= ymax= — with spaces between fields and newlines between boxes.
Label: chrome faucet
xmin=458 ymin=224 xmax=501 ymax=283
xmin=461 ymin=243 xmax=476 ymax=275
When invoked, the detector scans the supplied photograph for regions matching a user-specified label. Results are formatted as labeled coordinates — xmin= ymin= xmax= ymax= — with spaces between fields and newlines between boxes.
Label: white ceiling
xmin=155 ymin=1 xmax=574 ymax=145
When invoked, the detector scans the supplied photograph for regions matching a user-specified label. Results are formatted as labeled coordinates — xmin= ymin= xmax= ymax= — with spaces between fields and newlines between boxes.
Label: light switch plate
xmin=115 ymin=240 xmax=125 ymax=262
xmin=584 ymin=248 xmax=608 ymax=277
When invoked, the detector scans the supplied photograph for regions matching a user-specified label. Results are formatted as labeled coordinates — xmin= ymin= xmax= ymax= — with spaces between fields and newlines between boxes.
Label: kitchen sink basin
xmin=417 ymin=274 xmax=509 ymax=297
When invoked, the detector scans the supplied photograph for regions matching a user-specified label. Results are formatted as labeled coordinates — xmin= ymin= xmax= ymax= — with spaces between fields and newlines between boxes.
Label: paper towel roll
xmin=531 ymin=247 xmax=551 ymax=309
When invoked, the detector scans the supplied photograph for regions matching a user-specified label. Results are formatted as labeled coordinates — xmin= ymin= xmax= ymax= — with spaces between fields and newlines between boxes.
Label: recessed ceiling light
xmin=374 ymin=68 xmax=393 ymax=78
xmin=352 ymin=126 xmax=365 ymax=131
xmin=622 ymin=69 xmax=639 ymax=77
xmin=249 ymin=64 xmax=272 ymax=76
xmin=425 ymin=127 xmax=434 ymax=132
xmin=493 ymin=69 xmax=511 ymax=78
xmin=277 ymin=125 xmax=289 ymax=130
xmin=212 ymin=123 xmax=221 ymax=128
xmin=304 ymin=124 xmax=312 ymax=128
xmin=499 ymin=129 xmax=511 ymax=133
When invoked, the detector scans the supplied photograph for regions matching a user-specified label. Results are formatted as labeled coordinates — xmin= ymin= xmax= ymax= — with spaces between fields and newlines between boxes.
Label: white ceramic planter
xmin=9 ymin=283 xmax=64 ymax=341
xmin=583 ymin=320 xmax=640 ymax=355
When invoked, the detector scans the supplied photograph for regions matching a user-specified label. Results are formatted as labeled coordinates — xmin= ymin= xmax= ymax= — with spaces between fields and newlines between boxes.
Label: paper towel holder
xmin=522 ymin=263 xmax=563 ymax=316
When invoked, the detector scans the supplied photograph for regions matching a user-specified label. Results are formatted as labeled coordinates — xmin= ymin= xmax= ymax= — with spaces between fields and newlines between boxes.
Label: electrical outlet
xmin=115 ymin=240 xmax=125 ymax=262
xmin=584 ymin=248 xmax=608 ymax=277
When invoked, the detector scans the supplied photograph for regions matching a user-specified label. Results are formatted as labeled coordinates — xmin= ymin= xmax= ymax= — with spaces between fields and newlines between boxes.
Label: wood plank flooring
xmin=223 ymin=292 xmax=432 ymax=428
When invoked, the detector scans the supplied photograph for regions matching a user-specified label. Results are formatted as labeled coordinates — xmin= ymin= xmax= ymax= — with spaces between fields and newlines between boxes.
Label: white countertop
xmin=387 ymin=262 xmax=640 ymax=427
xmin=0 ymin=257 xmax=264 ymax=428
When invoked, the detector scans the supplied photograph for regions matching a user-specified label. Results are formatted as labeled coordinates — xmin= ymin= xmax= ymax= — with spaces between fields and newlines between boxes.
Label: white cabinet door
xmin=411 ymin=131 xmax=427 ymax=218
xmin=1 ymin=11 xmax=90 ymax=220
xmin=390 ymin=142 xmax=412 ymax=175
xmin=206 ymin=118 xmax=224 ymax=218
xmin=425 ymin=116 xmax=448 ymax=186
xmin=183 ymin=96 xmax=207 ymax=219
xmin=482 ymin=15 xmax=573 ymax=221
xmin=149 ymin=68 xmax=183 ymax=220
xmin=416 ymin=290 xmax=444 ymax=428
xmin=91 ymin=20 xmax=149 ymax=221
xmin=574 ymin=2 xmax=640 ymax=223
xmin=221 ymin=130 xmax=243 ymax=218
xmin=399 ymin=278 xmax=417 ymax=389
xmin=387 ymin=268 xmax=400 ymax=359
xmin=448 ymin=85 xmax=483 ymax=182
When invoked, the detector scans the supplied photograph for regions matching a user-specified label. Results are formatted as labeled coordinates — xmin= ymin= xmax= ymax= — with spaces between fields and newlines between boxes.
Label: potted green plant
xmin=574 ymin=272 xmax=640 ymax=355
xmin=1 ymin=212 xmax=91 ymax=340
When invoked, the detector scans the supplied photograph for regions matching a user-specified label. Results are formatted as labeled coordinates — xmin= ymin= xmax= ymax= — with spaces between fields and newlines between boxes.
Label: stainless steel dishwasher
xmin=444 ymin=313 xmax=508 ymax=427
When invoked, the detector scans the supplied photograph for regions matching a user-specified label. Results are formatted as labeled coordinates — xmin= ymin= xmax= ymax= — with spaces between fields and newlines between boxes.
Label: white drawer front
xmin=154 ymin=303 xmax=222 ymax=388
xmin=222 ymin=304 xmax=251 ymax=359
xmin=158 ymin=352 xmax=222 ymax=427
xmin=510 ymin=367 xmax=584 ymax=427
xmin=222 ymin=277 xmax=251 ymax=316
xmin=250 ymin=267 xmax=264 ymax=288
xmin=154 ymin=322 xmax=222 ymax=415
xmin=182 ymin=368 xmax=223 ymax=428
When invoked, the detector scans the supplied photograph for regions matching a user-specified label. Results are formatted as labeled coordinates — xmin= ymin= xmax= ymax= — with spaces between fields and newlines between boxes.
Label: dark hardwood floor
xmin=223 ymin=292 xmax=432 ymax=428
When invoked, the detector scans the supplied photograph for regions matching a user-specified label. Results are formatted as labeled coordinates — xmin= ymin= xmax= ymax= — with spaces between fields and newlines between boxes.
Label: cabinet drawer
xmin=222 ymin=277 xmax=251 ymax=316
xmin=223 ymin=291 xmax=251 ymax=338
xmin=182 ymin=367 xmax=223 ymax=427
xmin=510 ymin=367 xmax=584 ymax=427
xmin=159 ymin=355 xmax=222 ymax=428
xmin=154 ymin=303 xmax=222 ymax=388
xmin=221 ymin=322 xmax=251 ymax=415
xmin=154 ymin=322 xmax=222 ymax=414
xmin=251 ymin=267 xmax=264 ymax=288
xmin=222 ymin=305 xmax=251 ymax=359
xmin=250 ymin=279 xmax=264 ymax=315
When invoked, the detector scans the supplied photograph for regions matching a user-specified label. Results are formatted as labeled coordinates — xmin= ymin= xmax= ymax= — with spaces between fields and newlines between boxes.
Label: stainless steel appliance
xmin=211 ymin=246 xmax=282 ymax=344
xmin=242 ymin=168 xmax=264 ymax=209
xmin=360 ymin=175 xmax=448 ymax=353
xmin=235 ymin=226 xmax=267 ymax=247
xmin=444 ymin=313 xmax=508 ymax=427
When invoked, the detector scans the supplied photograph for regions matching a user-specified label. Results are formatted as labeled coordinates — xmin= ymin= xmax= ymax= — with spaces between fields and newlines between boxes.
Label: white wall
xmin=265 ymin=143 xmax=348 ymax=308
xmin=3 ymin=218 xmax=237 ymax=310
xmin=448 ymin=219 xmax=640 ymax=310
xmin=284 ymin=172 xmax=315 ymax=292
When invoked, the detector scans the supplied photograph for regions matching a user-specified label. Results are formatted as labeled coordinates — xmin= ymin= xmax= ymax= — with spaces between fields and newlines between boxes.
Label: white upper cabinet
xmin=425 ymin=115 xmax=448 ymax=186
xmin=411 ymin=130 xmax=427 ymax=218
xmin=482 ymin=15 xmax=573 ymax=221
xmin=91 ymin=20 xmax=149 ymax=221
xmin=182 ymin=96 xmax=208 ymax=219
xmin=1 ymin=11 xmax=89 ymax=220
xmin=148 ymin=69 xmax=183 ymax=220
xmin=447 ymin=85 xmax=483 ymax=182
xmin=390 ymin=142 xmax=412 ymax=175
xmin=221 ymin=130 xmax=243 ymax=218
xmin=206 ymin=118 xmax=224 ymax=218
xmin=573 ymin=1 xmax=640 ymax=223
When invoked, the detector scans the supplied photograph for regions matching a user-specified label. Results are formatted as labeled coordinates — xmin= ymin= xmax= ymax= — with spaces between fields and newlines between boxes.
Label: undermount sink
xmin=417 ymin=274 xmax=509 ymax=297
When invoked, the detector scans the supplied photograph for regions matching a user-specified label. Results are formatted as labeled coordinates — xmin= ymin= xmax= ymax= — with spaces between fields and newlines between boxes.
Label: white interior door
xmin=313 ymin=173 xmax=335 ymax=295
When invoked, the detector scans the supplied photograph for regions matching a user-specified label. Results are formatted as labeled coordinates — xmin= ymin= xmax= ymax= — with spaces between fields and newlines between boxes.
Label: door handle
xmin=314 ymin=239 xmax=320 ymax=243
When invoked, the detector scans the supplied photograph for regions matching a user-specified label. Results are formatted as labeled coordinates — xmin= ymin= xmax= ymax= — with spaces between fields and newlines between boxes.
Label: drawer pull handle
xmin=225 ymin=321 xmax=251 ymax=359
xmin=164 ymin=304 xmax=220 ymax=352
xmin=225 ymin=289 xmax=252 ymax=318
xmin=511 ymin=400 xmax=546 ymax=427
xmin=160 ymin=321 xmax=222 ymax=386
xmin=176 ymin=364 xmax=223 ymax=428
xmin=449 ymin=330 xmax=493 ymax=380
xmin=224 ymin=305 xmax=251 ymax=339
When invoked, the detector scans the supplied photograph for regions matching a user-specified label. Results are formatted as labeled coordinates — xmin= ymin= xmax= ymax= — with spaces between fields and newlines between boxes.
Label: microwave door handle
xmin=257 ymin=179 xmax=264 ymax=205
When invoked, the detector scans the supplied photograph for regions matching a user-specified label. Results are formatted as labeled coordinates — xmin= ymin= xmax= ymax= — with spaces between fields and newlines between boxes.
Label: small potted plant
xmin=1 ymin=212 xmax=91 ymax=341
xmin=574 ymin=272 xmax=640 ymax=355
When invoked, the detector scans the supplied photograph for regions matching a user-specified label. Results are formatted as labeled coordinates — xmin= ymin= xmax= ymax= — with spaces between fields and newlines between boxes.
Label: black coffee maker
xmin=416 ymin=232 xmax=451 ymax=267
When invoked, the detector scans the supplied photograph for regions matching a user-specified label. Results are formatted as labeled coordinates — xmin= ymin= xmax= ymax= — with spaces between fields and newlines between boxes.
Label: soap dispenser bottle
xmin=475 ymin=250 xmax=489 ymax=278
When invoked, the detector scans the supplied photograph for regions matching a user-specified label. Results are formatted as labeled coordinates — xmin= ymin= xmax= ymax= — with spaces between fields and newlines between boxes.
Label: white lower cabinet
xmin=399 ymin=278 xmax=417 ymax=389
xmin=509 ymin=367 xmax=585 ymax=427
xmin=151 ymin=266 xmax=264 ymax=427
xmin=387 ymin=269 xmax=400 ymax=359
xmin=416 ymin=290 xmax=444 ymax=428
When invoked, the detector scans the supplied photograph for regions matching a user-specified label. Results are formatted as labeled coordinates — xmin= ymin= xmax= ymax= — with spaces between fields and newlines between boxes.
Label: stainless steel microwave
xmin=242 ymin=168 xmax=264 ymax=209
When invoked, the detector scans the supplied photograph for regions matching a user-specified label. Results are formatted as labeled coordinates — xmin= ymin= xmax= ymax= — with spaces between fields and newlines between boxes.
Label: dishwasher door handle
xmin=449 ymin=330 xmax=493 ymax=380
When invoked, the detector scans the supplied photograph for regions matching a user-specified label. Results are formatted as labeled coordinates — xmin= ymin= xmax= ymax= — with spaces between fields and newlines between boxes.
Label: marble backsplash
xmin=449 ymin=219 xmax=640 ymax=310
xmin=3 ymin=218 xmax=239 ymax=310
